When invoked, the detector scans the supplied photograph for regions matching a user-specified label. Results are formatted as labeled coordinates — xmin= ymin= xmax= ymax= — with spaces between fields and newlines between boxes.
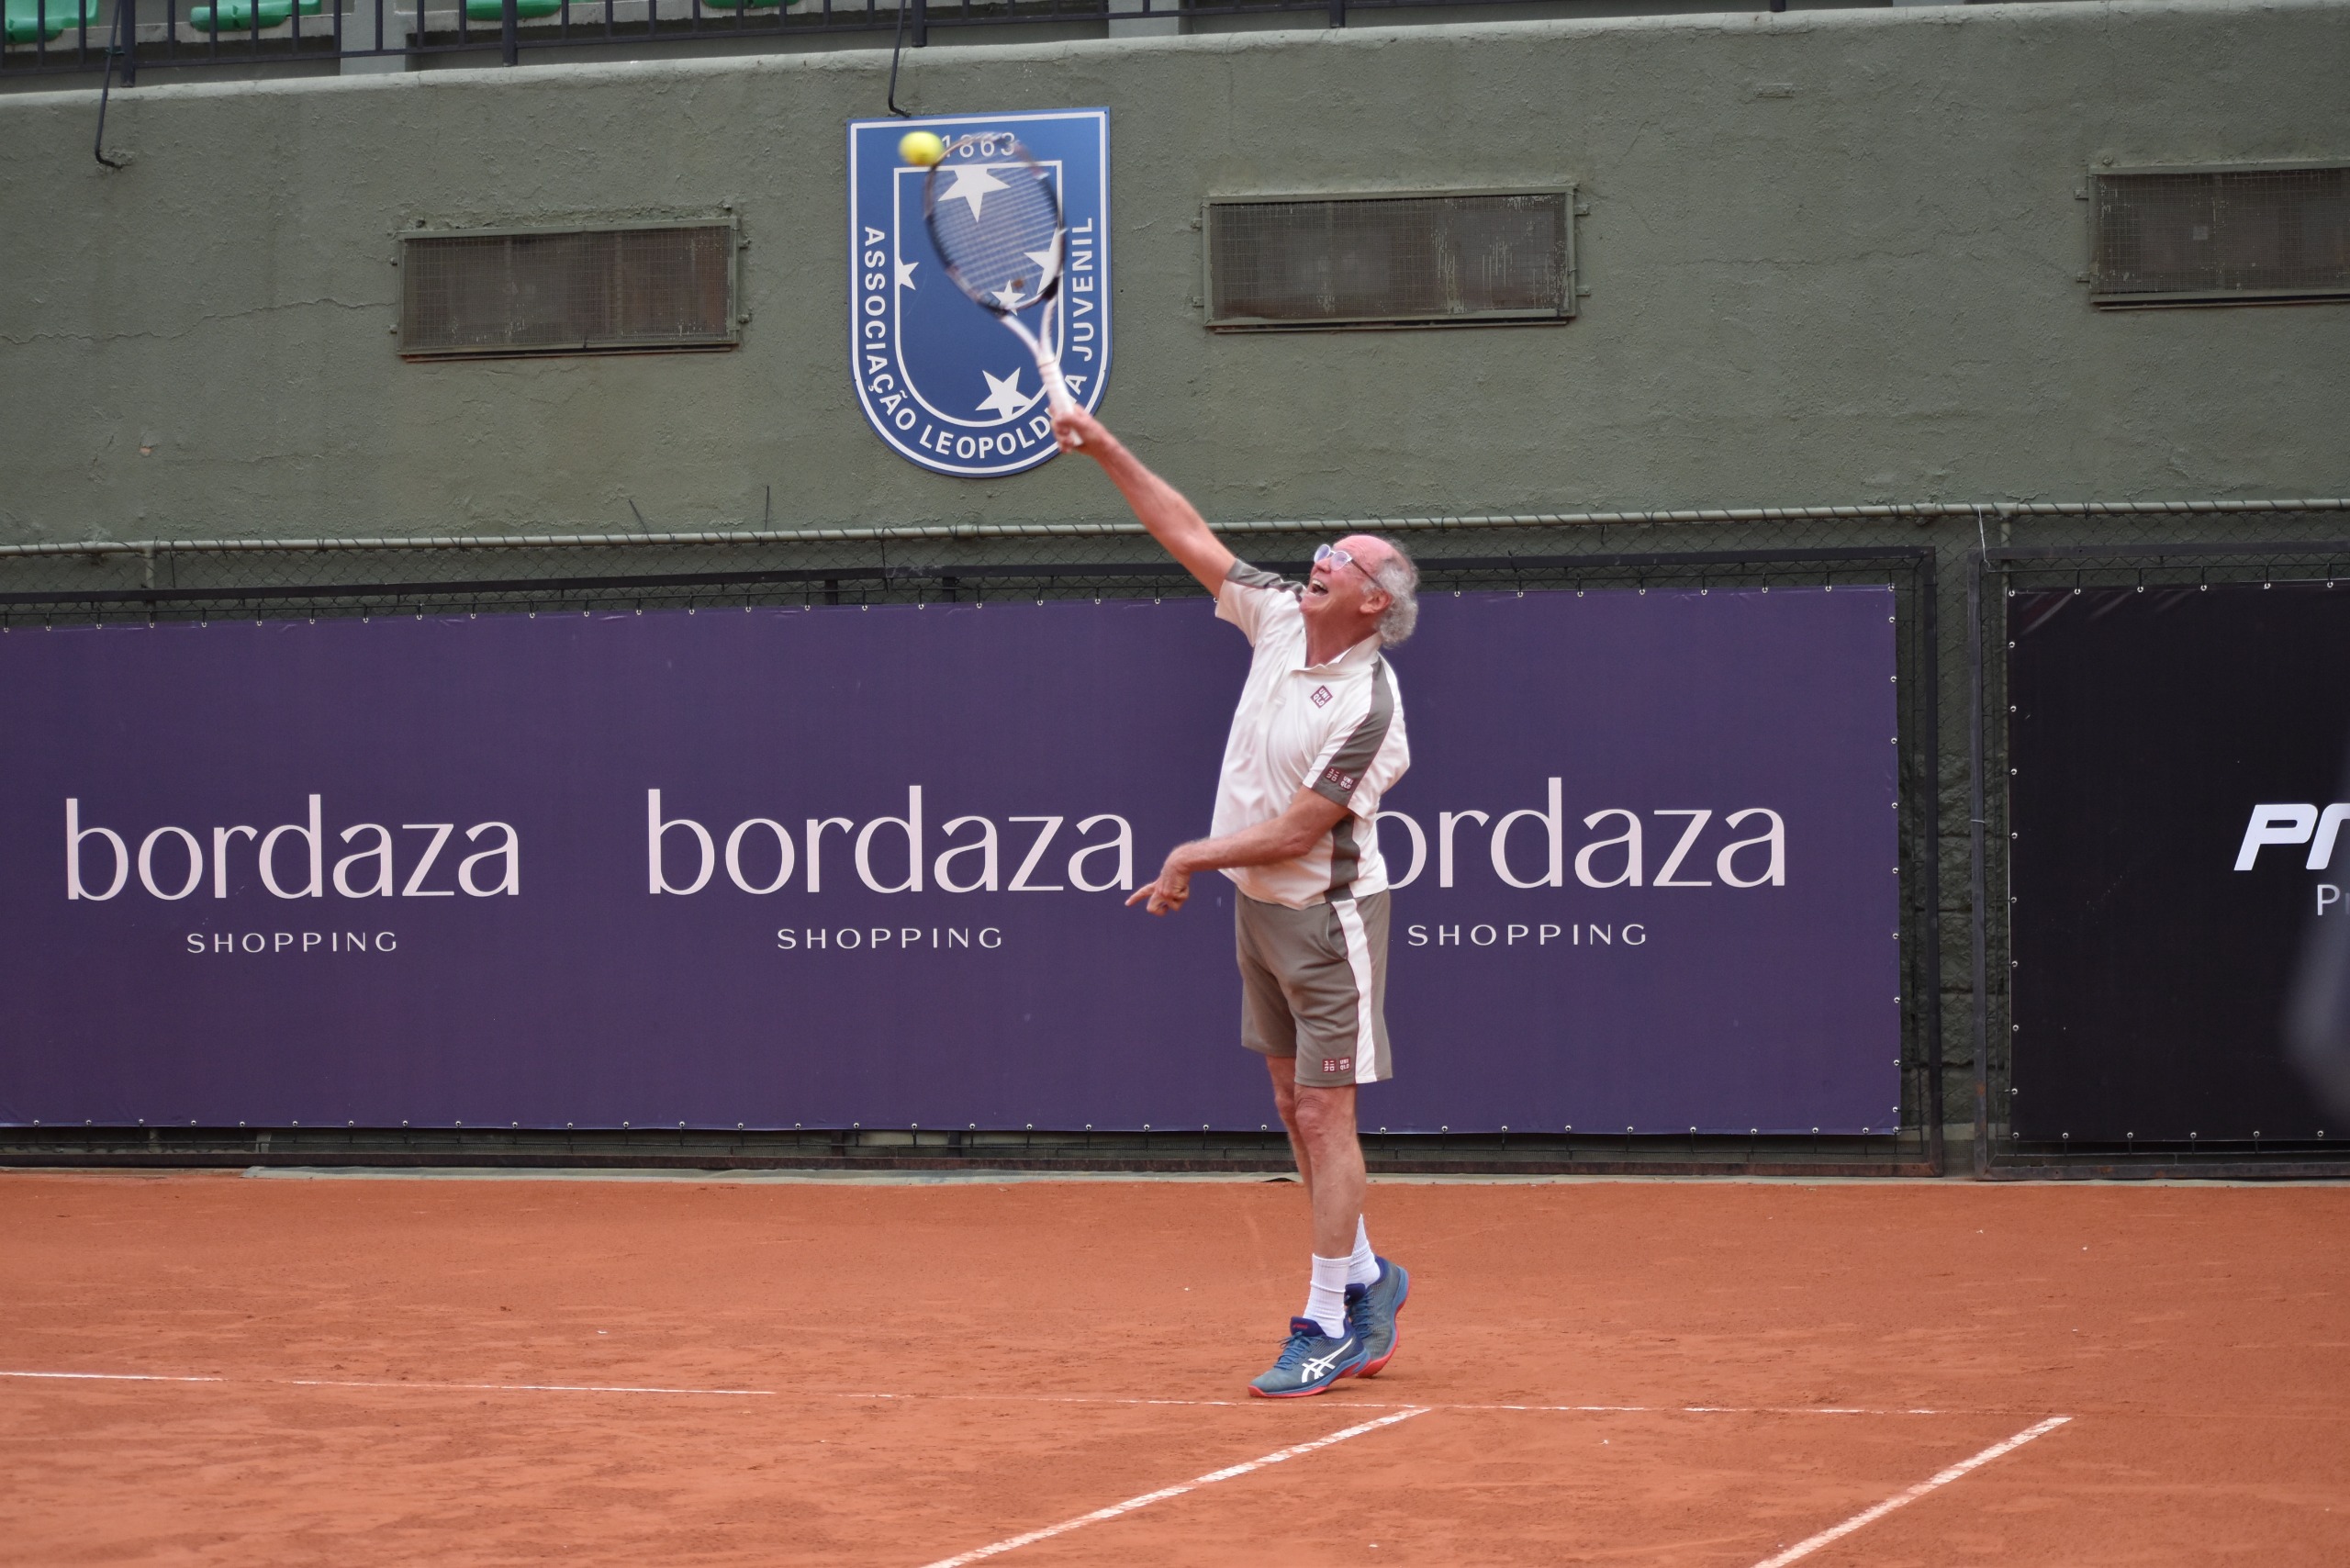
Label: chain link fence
xmin=4 ymin=498 xmax=2344 ymax=1173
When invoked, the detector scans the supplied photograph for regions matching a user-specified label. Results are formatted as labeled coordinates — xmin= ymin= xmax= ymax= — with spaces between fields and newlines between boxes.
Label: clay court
xmin=4 ymin=1170 xmax=2345 ymax=1566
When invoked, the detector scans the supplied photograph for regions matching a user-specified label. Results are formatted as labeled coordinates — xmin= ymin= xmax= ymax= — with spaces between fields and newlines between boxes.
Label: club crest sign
xmin=847 ymin=110 xmax=1112 ymax=478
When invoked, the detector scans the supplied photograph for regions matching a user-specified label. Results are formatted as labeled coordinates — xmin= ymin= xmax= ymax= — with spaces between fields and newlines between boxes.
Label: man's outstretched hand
xmin=1126 ymin=857 xmax=1192 ymax=916
xmin=1053 ymin=402 xmax=1109 ymax=456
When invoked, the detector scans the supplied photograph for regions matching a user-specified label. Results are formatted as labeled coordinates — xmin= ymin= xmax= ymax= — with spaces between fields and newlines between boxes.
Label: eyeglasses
xmin=1313 ymin=543 xmax=1381 ymax=588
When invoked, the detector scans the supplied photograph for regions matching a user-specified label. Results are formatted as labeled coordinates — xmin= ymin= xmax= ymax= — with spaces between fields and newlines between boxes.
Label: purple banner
xmin=0 ymin=587 xmax=1898 ymax=1133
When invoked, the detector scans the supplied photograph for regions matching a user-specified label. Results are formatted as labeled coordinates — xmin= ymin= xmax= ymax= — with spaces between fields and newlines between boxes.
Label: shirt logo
xmin=1322 ymin=766 xmax=1359 ymax=793
xmin=1309 ymin=685 xmax=1333 ymax=708
xmin=846 ymin=110 xmax=1112 ymax=478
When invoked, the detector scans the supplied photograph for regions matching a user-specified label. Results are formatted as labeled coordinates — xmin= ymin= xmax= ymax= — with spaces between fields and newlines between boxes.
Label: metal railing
xmin=6 ymin=0 xmax=1897 ymax=82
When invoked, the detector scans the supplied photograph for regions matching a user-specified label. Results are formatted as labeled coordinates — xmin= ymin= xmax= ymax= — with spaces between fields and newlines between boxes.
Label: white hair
xmin=1364 ymin=535 xmax=1419 ymax=646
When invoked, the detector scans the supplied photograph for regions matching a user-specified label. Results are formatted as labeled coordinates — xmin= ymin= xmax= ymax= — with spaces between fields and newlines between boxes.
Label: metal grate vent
xmin=399 ymin=222 xmax=738 ymax=358
xmin=2091 ymin=165 xmax=2350 ymax=307
xmin=1206 ymin=191 xmax=1572 ymax=329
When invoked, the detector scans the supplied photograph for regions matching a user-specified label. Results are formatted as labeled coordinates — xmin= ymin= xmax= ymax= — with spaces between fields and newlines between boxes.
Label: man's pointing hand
xmin=1127 ymin=857 xmax=1192 ymax=916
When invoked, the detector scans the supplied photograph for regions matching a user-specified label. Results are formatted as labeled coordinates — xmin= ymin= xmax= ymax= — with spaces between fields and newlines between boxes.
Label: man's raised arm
xmin=1054 ymin=405 xmax=1235 ymax=598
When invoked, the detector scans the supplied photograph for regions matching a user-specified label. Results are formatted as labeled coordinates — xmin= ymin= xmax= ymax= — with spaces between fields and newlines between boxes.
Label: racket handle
xmin=1040 ymin=357 xmax=1082 ymax=446
xmin=1003 ymin=308 xmax=1082 ymax=448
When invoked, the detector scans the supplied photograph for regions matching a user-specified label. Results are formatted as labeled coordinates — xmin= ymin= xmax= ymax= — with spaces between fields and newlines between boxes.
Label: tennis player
xmin=1054 ymin=403 xmax=1416 ymax=1398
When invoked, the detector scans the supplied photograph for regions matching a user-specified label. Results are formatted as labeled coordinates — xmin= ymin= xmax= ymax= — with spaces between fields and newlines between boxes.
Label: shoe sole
xmin=1353 ymin=1264 xmax=1410 ymax=1379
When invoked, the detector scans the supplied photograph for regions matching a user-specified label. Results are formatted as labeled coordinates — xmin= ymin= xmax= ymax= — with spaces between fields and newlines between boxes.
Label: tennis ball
xmin=900 ymin=130 xmax=946 ymax=168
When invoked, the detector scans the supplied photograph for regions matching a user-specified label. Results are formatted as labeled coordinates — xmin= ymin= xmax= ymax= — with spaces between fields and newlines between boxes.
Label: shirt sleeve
xmin=1214 ymin=559 xmax=1299 ymax=646
xmin=1307 ymin=659 xmax=1408 ymax=820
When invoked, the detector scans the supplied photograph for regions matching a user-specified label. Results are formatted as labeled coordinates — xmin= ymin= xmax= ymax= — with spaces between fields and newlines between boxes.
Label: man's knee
xmin=1292 ymin=1084 xmax=1356 ymax=1145
xmin=1263 ymin=1057 xmax=1300 ymax=1121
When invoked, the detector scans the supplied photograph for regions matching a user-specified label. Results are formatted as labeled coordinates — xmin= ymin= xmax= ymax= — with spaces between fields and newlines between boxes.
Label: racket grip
xmin=1040 ymin=357 xmax=1082 ymax=446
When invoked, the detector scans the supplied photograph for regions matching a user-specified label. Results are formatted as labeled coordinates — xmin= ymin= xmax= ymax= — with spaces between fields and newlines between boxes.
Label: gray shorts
xmin=1234 ymin=890 xmax=1393 ymax=1088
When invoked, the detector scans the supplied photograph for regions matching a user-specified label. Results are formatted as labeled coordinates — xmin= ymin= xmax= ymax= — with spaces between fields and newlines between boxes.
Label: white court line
xmin=285 ymin=1377 xmax=775 ymax=1396
xmin=855 ymin=1391 xmax=1950 ymax=1417
xmin=0 ymin=1370 xmax=767 ymax=1397
xmin=915 ymin=1406 xmax=1430 ymax=1568
xmin=0 ymin=1370 xmax=1953 ymax=1417
xmin=0 ymin=1371 xmax=225 ymax=1384
xmin=1747 ymin=1416 xmax=2072 ymax=1568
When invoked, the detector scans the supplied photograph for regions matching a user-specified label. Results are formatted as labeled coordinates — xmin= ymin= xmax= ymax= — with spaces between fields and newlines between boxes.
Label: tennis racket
xmin=922 ymin=139 xmax=1081 ymax=442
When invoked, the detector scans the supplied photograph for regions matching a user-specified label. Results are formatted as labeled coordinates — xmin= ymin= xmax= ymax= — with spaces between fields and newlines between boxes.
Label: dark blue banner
xmin=847 ymin=110 xmax=1111 ymax=477
xmin=0 ymin=588 xmax=1898 ymax=1132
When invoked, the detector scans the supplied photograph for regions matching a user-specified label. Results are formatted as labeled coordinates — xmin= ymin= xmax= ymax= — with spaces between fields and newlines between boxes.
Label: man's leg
xmin=1246 ymin=1072 xmax=1372 ymax=1397
xmin=1264 ymin=1053 xmax=1314 ymax=1192
xmin=1290 ymin=1081 xmax=1364 ymax=1260
xmin=1292 ymin=1079 xmax=1407 ymax=1379
xmin=1241 ymin=894 xmax=1382 ymax=1396
xmin=1267 ymin=1052 xmax=1380 ymax=1283
xmin=1279 ymin=894 xmax=1405 ymax=1378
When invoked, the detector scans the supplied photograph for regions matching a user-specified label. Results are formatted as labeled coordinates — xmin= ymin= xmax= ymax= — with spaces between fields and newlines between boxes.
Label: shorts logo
xmin=1310 ymin=685 xmax=1333 ymax=708
xmin=1321 ymin=1056 xmax=1352 ymax=1074
xmin=1322 ymin=766 xmax=1359 ymax=792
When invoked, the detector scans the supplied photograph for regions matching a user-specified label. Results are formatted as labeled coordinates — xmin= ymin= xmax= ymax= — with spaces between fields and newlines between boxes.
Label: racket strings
xmin=930 ymin=163 xmax=1063 ymax=314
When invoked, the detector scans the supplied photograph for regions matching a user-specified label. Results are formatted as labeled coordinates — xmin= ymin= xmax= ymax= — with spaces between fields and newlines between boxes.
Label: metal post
xmin=502 ymin=0 xmax=518 ymax=64
xmin=909 ymin=0 xmax=924 ymax=47
xmin=1328 ymin=0 xmax=1343 ymax=25
xmin=1965 ymin=546 xmax=1992 ymax=1176
xmin=118 ymin=0 xmax=136 ymax=84
xmin=1919 ymin=545 xmax=1945 ymax=1174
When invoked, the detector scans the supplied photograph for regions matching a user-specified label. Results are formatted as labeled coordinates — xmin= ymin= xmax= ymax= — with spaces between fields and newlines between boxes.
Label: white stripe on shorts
xmin=1331 ymin=897 xmax=1380 ymax=1083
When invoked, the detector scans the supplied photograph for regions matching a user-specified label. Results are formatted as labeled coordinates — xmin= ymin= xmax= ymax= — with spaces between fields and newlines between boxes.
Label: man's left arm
xmin=1126 ymin=790 xmax=1348 ymax=916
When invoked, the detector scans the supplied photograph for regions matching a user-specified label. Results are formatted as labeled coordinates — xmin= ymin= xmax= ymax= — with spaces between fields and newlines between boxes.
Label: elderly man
xmin=1054 ymin=403 xmax=1418 ymax=1398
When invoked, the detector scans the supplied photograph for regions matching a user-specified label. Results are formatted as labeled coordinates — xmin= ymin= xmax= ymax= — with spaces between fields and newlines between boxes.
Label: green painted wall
xmin=3 ymin=0 xmax=2346 ymax=544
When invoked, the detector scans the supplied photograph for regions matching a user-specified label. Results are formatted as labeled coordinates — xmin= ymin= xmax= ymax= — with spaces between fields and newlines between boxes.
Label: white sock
xmin=1304 ymin=1254 xmax=1350 ymax=1338
xmin=1348 ymin=1217 xmax=1379 ymax=1289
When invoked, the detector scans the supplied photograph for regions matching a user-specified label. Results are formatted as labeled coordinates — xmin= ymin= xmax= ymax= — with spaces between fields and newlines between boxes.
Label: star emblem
xmin=895 ymin=258 xmax=919 ymax=290
xmin=1024 ymin=233 xmax=1062 ymax=285
xmin=990 ymin=281 xmax=1031 ymax=310
xmin=976 ymin=366 xmax=1032 ymax=421
xmin=938 ymin=162 xmax=1009 ymax=222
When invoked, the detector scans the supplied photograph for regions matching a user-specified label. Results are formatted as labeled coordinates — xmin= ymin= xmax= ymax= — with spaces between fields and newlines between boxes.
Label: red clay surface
xmin=2 ymin=1171 xmax=2346 ymax=1566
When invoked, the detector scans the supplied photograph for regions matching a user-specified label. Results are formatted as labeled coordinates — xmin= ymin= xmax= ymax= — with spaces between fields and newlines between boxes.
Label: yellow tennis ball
xmin=899 ymin=131 xmax=946 ymax=168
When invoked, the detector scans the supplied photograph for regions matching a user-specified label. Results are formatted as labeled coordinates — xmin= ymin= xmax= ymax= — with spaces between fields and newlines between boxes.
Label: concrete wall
xmin=1 ymin=0 xmax=2346 ymax=543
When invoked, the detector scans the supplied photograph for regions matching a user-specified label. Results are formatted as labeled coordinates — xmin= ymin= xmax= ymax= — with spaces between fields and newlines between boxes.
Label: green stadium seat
xmin=186 ymin=0 xmax=321 ymax=29
xmin=461 ymin=0 xmax=561 ymax=18
xmin=4 ymin=0 xmax=100 ymax=42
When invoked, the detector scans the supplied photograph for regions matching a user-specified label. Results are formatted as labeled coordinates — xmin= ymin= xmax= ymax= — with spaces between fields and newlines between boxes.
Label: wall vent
xmin=399 ymin=221 xmax=738 ymax=359
xmin=1205 ymin=190 xmax=1573 ymax=330
xmin=2091 ymin=165 xmax=2350 ymax=307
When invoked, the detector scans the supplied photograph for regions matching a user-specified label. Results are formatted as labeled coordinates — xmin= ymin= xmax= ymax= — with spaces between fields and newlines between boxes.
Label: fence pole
xmin=1966 ymin=545 xmax=1992 ymax=1176
xmin=1919 ymin=545 xmax=1946 ymax=1174
xmin=502 ymin=0 xmax=519 ymax=63
xmin=118 ymin=0 xmax=136 ymax=84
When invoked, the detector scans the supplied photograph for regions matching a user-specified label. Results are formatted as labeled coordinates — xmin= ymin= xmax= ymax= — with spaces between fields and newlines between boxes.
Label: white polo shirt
xmin=1211 ymin=561 xmax=1411 ymax=910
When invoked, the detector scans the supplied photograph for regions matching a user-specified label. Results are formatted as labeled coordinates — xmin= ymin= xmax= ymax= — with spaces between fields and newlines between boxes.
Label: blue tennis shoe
xmin=1247 ymin=1316 xmax=1369 ymax=1398
xmin=1345 ymin=1257 xmax=1410 ymax=1377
